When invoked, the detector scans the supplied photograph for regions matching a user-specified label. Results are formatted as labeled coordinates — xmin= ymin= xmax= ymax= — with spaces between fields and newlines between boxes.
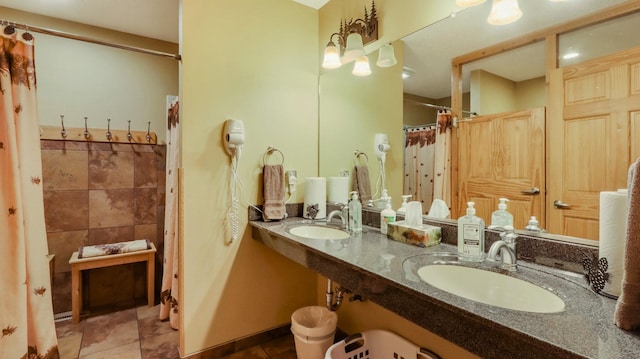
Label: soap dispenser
xmin=348 ymin=191 xmax=363 ymax=232
xmin=490 ymin=198 xmax=514 ymax=228
xmin=397 ymin=195 xmax=411 ymax=216
xmin=458 ymin=202 xmax=485 ymax=262
xmin=380 ymin=197 xmax=396 ymax=235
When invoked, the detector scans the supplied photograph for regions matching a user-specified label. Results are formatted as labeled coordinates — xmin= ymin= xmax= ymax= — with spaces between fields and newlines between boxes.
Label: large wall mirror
xmin=319 ymin=0 xmax=640 ymax=243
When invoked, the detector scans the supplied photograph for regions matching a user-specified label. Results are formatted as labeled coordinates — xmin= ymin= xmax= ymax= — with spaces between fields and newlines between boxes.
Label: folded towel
xmin=79 ymin=239 xmax=151 ymax=258
xmin=353 ymin=165 xmax=372 ymax=204
xmin=262 ymin=164 xmax=286 ymax=221
xmin=614 ymin=157 xmax=640 ymax=330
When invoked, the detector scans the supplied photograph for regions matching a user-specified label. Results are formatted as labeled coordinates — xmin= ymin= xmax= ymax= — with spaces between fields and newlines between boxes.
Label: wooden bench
xmin=68 ymin=243 xmax=156 ymax=323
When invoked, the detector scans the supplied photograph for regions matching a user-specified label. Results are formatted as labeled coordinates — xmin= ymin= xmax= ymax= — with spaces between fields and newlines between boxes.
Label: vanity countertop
xmin=250 ymin=217 xmax=640 ymax=359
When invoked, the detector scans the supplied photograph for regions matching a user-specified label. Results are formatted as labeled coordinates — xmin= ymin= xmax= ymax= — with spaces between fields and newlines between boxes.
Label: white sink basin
xmin=417 ymin=265 xmax=565 ymax=313
xmin=288 ymin=225 xmax=350 ymax=240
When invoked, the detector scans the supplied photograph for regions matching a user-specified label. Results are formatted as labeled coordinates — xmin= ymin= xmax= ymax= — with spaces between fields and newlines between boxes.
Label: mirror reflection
xmin=320 ymin=0 xmax=640 ymax=243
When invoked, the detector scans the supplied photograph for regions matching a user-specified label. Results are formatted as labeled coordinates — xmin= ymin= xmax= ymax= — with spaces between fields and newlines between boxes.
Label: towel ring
xmin=263 ymin=146 xmax=284 ymax=166
xmin=354 ymin=150 xmax=368 ymax=165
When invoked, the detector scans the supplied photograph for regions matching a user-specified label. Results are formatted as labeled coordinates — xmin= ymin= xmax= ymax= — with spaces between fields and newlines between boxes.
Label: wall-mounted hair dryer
xmin=223 ymin=119 xmax=245 ymax=159
xmin=374 ymin=133 xmax=390 ymax=162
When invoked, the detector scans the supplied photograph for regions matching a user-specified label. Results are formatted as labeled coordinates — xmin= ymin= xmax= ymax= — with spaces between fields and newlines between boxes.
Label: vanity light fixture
xmin=321 ymin=0 xmax=381 ymax=75
xmin=376 ymin=43 xmax=397 ymax=67
xmin=487 ymin=0 xmax=522 ymax=25
xmin=353 ymin=56 xmax=372 ymax=76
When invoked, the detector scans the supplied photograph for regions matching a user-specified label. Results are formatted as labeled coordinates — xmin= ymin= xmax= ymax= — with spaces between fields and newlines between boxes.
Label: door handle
xmin=521 ymin=187 xmax=540 ymax=195
xmin=554 ymin=200 xmax=571 ymax=209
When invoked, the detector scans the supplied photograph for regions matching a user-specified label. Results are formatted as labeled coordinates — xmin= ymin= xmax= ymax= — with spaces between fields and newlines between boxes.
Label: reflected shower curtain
xmin=433 ymin=110 xmax=453 ymax=208
xmin=160 ymin=96 xmax=180 ymax=330
xmin=403 ymin=126 xmax=437 ymax=212
xmin=0 ymin=27 xmax=59 ymax=358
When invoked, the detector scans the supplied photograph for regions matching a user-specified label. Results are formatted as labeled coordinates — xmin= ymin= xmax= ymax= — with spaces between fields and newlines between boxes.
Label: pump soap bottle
xmin=380 ymin=197 xmax=396 ymax=235
xmin=458 ymin=202 xmax=485 ymax=262
xmin=397 ymin=195 xmax=411 ymax=216
xmin=490 ymin=198 xmax=514 ymax=228
xmin=348 ymin=191 xmax=363 ymax=232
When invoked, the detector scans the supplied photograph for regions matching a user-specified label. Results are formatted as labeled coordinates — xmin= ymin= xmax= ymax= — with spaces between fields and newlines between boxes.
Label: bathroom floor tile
xmin=138 ymin=313 xmax=175 ymax=340
xmin=56 ymin=319 xmax=85 ymax=339
xmin=221 ymin=345 xmax=270 ymax=359
xmin=140 ymin=330 xmax=180 ymax=359
xmin=79 ymin=341 xmax=142 ymax=359
xmin=79 ymin=316 xmax=138 ymax=356
xmin=262 ymin=334 xmax=296 ymax=357
xmin=136 ymin=303 xmax=160 ymax=320
xmin=58 ymin=333 xmax=82 ymax=359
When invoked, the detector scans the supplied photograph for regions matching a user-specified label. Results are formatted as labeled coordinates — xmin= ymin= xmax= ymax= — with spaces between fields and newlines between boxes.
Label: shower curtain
xmin=433 ymin=110 xmax=453 ymax=208
xmin=160 ymin=96 xmax=180 ymax=330
xmin=0 ymin=27 xmax=59 ymax=358
xmin=403 ymin=126 xmax=437 ymax=212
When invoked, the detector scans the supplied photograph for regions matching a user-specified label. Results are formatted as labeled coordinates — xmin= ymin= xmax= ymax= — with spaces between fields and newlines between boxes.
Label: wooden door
xmin=547 ymin=46 xmax=640 ymax=240
xmin=458 ymin=107 xmax=545 ymax=229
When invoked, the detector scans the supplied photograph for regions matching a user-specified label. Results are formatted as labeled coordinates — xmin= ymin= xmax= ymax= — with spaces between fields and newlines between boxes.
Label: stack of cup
xmin=405 ymin=201 xmax=423 ymax=227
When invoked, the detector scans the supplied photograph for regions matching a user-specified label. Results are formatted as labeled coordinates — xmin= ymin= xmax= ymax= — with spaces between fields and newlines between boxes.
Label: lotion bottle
xmin=380 ymin=197 xmax=396 ymax=235
xmin=490 ymin=198 xmax=514 ymax=228
xmin=458 ymin=202 xmax=485 ymax=262
xmin=396 ymin=195 xmax=411 ymax=216
xmin=348 ymin=191 xmax=363 ymax=232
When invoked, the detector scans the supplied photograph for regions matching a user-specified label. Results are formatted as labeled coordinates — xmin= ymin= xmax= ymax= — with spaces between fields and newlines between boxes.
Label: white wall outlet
xmin=287 ymin=170 xmax=297 ymax=194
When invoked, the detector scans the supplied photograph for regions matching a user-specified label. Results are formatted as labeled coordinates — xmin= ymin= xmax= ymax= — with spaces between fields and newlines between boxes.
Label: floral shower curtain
xmin=0 ymin=27 xmax=59 ymax=358
xmin=160 ymin=96 xmax=180 ymax=330
xmin=403 ymin=126 xmax=437 ymax=212
xmin=433 ymin=110 xmax=453 ymax=208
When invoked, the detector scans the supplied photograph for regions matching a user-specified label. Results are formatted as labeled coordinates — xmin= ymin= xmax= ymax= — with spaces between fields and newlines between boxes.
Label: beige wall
xmin=403 ymin=93 xmax=438 ymax=127
xmin=180 ymin=0 xmax=319 ymax=355
xmin=0 ymin=7 xmax=179 ymax=144
xmin=471 ymin=70 xmax=546 ymax=116
xmin=516 ymin=76 xmax=546 ymax=110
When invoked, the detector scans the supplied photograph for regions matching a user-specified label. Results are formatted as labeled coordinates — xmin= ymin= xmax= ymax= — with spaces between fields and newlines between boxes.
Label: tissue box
xmin=386 ymin=221 xmax=441 ymax=247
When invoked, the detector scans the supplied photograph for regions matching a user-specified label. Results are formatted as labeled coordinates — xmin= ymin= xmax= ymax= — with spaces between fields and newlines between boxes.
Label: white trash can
xmin=291 ymin=306 xmax=338 ymax=359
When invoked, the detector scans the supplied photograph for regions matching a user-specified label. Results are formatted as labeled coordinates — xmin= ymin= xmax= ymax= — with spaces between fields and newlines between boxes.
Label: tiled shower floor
xmin=55 ymin=305 xmax=298 ymax=359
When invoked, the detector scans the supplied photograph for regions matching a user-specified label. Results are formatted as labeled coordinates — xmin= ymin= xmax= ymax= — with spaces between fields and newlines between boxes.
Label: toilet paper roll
xmin=599 ymin=189 xmax=628 ymax=297
xmin=327 ymin=177 xmax=349 ymax=204
xmin=304 ymin=177 xmax=326 ymax=219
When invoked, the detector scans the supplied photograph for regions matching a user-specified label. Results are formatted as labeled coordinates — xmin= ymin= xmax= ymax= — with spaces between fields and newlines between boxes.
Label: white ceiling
xmin=402 ymin=0 xmax=637 ymax=99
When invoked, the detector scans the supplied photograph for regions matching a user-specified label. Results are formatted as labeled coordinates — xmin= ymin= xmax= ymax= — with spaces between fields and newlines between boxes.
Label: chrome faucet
xmin=487 ymin=226 xmax=518 ymax=271
xmin=327 ymin=205 xmax=349 ymax=230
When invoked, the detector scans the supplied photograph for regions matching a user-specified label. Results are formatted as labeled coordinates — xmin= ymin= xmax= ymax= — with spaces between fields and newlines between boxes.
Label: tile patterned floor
xmin=55 ymin=305 xmax=298 ymax=359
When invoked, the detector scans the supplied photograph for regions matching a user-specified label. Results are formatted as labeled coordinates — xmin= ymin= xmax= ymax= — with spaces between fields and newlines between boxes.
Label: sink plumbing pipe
xmin=326 ymin=279 xmax=352 ymax=311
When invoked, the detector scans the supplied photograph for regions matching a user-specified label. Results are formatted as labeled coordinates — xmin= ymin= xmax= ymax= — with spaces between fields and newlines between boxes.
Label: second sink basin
xmin=417 ymin=264 xmax=566 ymax=313
xmin=288 ymin=225 xmax=350 ymax=240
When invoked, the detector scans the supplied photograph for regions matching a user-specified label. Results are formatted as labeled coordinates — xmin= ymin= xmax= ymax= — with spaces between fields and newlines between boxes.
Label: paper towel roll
xmin=327 ymin=177 xmax=349 ymax=204
xmin=304 ymin=177 xmax=326 ymax=219
xmin=599 ymin=189 xmax=628 ymax=297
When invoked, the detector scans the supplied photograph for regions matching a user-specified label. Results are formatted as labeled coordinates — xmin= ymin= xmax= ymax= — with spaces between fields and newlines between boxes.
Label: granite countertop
xmin=250 ymin=217 xmax=640 ymax=359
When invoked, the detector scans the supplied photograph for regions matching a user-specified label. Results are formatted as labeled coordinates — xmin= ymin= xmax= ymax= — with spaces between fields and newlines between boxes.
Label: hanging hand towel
xmin=79 ymin=239 xmax=150 ymax=258
xmin=353 ymin=165 xmax=372 ymax=204
xmin=614 ymin=157 xmax=640 ymax=330
xmin=262 ymin=164 xmax=286 ymax=221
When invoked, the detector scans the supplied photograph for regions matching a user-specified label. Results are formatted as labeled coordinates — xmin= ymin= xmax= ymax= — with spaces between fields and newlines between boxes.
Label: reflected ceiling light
xmin=321 ymin=1 xmax=378 ymax=70
xmin=487 ymin=0 xmax=522 ymax=25
xmin=376 ymin=43 xmax=397 ymax=67
xmin=456 ymin=0 xmax=487 ymax=7
xmin=562 ymin=52 xmax=580 ymax=60
xmin=402 ymin=67 xmax=415 ymax=79
xmin=352 ymin=56 xmax=372 ymax=76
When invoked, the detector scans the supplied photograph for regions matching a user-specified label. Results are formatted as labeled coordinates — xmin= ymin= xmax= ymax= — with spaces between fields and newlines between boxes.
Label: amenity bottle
xmin=490 ymin=198 xmax=514 ymax=228
xmin=458 ymin=202 xmax=485 ymax=262
xmin=348 ymin=191 xmax=363 ymax=232
xmin=380 ymin=197 xmax=396 ymax=235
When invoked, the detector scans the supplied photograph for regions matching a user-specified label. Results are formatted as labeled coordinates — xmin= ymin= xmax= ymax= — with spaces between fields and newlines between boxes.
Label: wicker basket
xmin=324 ymin=330 xmax=441 ymax=359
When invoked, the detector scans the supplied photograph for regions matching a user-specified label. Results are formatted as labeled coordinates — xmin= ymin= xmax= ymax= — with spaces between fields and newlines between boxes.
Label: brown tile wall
xmin=41 ymin=140 xmax=167 ymax=315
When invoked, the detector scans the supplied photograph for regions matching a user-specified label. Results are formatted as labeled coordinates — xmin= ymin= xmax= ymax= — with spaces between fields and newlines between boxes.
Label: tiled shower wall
xmin=41 ymin=140 xmax=166 ymax=314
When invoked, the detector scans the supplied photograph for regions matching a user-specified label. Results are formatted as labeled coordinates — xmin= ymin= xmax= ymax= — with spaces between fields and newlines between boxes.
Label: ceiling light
xmin=376 ymin=43 xmax=397 ymax=68
xmin=487 ymin=0 xmax=522 ymax=25
xmin=562 ymin=52 xmax=580 ymax=60
xmin=353 ymin=56 xmax=372 ymax=76
xmin=322 ymin=41 xmax=342 ymax=69
xmin=402 ymin=67 xmax=415 ymax=79
xmin=456 ymin=0 xmax=487 ymax=7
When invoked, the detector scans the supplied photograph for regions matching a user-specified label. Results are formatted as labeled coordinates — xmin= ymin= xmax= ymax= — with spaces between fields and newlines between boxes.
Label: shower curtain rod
xmin=404 ymin=99 xmax=478 ymax=116
xmin=4 ymin=20 xmax=181 ymax=61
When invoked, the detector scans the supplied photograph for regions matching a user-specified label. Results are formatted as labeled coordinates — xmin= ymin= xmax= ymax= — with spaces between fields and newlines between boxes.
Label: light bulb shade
xmin=456 ymin=0 xmax=486 ymax=7
xmin=352 ymin=56 xmax=371 ymax=76
xmin=487 ymin=0 xmax=522 ymax=25
xmin=342 ymin=33 xmax=365 ymax=64
xmin=322 ymin=42 xmax=342 ymax=69
xmin=376 ymin=43 xmax=397 ymax=68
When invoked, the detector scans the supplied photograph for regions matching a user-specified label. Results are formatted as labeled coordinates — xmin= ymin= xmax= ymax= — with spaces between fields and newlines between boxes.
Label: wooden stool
xmin=68 ymin=243 xmax=156 ymax=324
